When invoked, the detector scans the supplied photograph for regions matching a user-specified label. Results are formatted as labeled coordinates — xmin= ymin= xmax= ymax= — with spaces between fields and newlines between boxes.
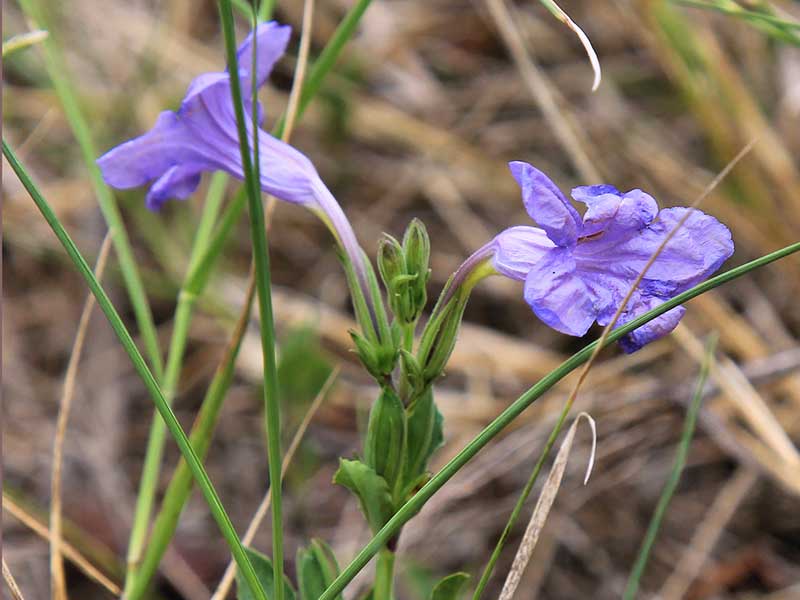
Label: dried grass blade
xmin=3 ymin=494 xmax=121 ymax=596
xmin=498 ymin=413 xmax=596 ymax=600
xmin=2 ymin=558 xmax=26 ymax=600
xmin=50 ymin=232 xmax=112 ymax=600
xmin=539 ymin=0 xmax=601 ymax=90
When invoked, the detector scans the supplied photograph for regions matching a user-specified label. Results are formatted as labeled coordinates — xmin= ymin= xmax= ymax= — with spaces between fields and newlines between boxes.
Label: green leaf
xmin=430 ymin=573 xmax=470 ymax=600
xmin=297 ymin=539 xmax=342 ymax=600
xmin=236 ymin=547 xmax=297 ymax=600
xmin=403 ymin=389 xmax=444 ymax=489
xmin=333 ymin=459 xmax=394 ymax=533
xmin=364 ymin=388 xmax=406 ymax=492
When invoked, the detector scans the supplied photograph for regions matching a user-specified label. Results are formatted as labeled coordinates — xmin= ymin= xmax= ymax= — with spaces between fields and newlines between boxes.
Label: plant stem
xmin=126 ymin=276 xmax=256 ymax=600
xmin=623 ymin=334 xmax=718 ymax=599
xmin=218 ymin=4 xmax=284 ymax=600
xmin=122 ymin=0 xmax=376 ymax=590
xmin=374 ymin=549 xmax=396 ymax=600
xmin=123 ymin=174 xmax=227 ymax=595
xmin=318 ymin=241 xmax=800 ymax=600
xmin=3 ymin=138 xmax=268 ymax=600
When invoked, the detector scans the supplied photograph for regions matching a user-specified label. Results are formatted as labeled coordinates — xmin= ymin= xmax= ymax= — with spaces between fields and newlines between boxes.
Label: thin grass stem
xmin=218 ymin=4 xmax=284 ymax=599
xmin=122 ymin=164 xmax=228 ymax=598
xmin=623 ymin=334 xmax=718 ymax=599
xmin=17 ymin=0 xmax=164 ymax=381
xmin=50 ymin=233 xmax=112 ymax=600
xmin=3 ymin=139 xmax=268 ymax=600
xmin=2 ymin=558 xmax=26 ymax=600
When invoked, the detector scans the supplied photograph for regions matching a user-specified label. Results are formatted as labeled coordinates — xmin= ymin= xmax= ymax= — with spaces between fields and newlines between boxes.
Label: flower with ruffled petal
xmin=96 ymin=21 xmax=363 ymax=281
xmin=452 ymin=161 xmax=734 ymax=352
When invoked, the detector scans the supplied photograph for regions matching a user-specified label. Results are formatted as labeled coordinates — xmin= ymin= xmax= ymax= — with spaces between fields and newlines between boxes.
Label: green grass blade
xmin=17 ymin=0 xmax=165 ymax=381
xmin=123 ymin=173 xmax=228 ymax=596
xmin=318 ymin=243 xmax=800 ymax=600
xmin=218 ymin=4 xmax=284 ymax=600
xmin=273 ymin=0 xmax=372 ymax=137
xmin=623 ymin=334 xmax=718 ymax=599
xmin=124 ymin=1 xmax=375 ymax=590
xmin=674 ymin=0 xmax=800 ymax=46
xmin=2 ymin=138 xmax=267 ymax=600
xmin=126 ymin=281 xmax=256 ymax=600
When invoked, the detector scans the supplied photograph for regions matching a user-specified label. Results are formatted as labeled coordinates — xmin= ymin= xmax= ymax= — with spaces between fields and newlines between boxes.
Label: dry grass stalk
xmin=50 ymin=232 xmax=113 ymax=600
xmin=2 ymin=558 xmax=26 ymax=600
xmin=658 ymin=467 xmax=758 ymax=600
xmin=483 ymin=0 xmax=601 ymax=181
xmin=672 ymin=324 xmax=800 ymax=466
xmin=497 ymin=413 xmax=596 ymax=600
xmin=3 ymin=494 xmax=121 ymax=596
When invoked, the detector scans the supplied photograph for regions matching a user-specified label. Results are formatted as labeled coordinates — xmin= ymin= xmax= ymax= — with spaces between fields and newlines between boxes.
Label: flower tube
xmin=97 ymin=22 xmax=368 ymax=296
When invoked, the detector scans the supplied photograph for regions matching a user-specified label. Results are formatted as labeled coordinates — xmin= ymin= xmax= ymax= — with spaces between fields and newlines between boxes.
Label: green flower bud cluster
xmin=334 ymin=217 xmax=493 ymax=559
xmin=377 ymin=218 xmax=431 ymax=327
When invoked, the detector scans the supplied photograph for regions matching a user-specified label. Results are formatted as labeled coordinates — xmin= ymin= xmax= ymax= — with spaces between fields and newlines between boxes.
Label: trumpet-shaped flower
xmin=460 ymin=162 xmax=734 ymax=352
xmin=96 ymin=21 xmax=363 ymax=287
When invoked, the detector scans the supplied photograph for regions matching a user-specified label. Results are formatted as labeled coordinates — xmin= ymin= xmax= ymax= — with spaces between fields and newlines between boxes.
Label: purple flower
xmin=96 ymin=21 xmax=364 ymax=284
xmin=472 ymin=161 xmax=734 ymax=352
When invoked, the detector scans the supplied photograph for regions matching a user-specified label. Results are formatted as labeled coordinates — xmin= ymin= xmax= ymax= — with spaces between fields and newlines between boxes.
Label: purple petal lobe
xmin=97 ymin=111 xmax=200 ymax=189
xmin=573 ymin=186 xmax=658 ymax=237
xmin=145 ymin=165 xmax=203 ymax=211
xmin=492 ymin=226 xmax=555 ymax=280
xmin=523 ymin=248 xmax=597 ymax=336
xmin=235 ymin=22 xmax=292 ymax=89
xmin=616 ymin=297 xmax=686 ymax=353
xmin=509 ymin=161 xmax=581 ymax=247
xmin=637 ymin=207 xmax=734 ymax=295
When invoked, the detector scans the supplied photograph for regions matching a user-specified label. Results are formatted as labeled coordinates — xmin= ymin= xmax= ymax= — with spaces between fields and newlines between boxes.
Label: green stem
xmin=374 ymin=549 xmax=396 ymax=600
xmin=122 ymin=0 xmax=376 ymax=591
xmin=274 ymin=0 xmax=373 ymax=136
xmin=17 ymin=0 xmax=164 ymax=381
xmin=218 ymin=4 xmax=284 ymax=600
xmin=623 ymin=334 xmax=718 ymax=599
xmin=126 ymin=282 xmax=256 ymax=600
xmin=3 ymin=139 xmax=267 ymax=600
xmin=319 ymin=242 xmax=800 ymax=600
xmin=123 ymin=176 xmax=227 ymax=595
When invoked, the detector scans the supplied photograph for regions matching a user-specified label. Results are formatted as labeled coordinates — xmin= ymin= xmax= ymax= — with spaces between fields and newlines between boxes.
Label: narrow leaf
xmin=623 ymin=335 xmax=717 ymax=599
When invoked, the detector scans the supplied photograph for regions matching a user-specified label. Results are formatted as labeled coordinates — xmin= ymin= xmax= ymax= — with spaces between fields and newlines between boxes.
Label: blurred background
xmin=3 ymin=0 xmax=800 ymax=598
